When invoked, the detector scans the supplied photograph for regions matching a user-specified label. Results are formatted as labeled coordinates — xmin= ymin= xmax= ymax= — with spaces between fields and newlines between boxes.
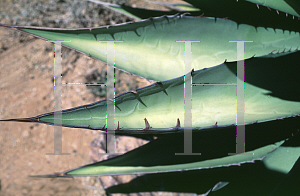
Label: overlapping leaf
xmin=87 ymin=0 xmax=201 ymax=20
xmin=246 ymin=0 xmax=300 ymax=17
xmin=148 ymin=1 xmax=200 ymax=11
xmin=104 ymin=121 xmax=300 ymax=195
xmin=1 ymin=51 xmax=300 ymax=132
xmin=31 ymin=115 xmax=300 ymax=181
xmin=183 ymin=0 xmax=300 ymax=33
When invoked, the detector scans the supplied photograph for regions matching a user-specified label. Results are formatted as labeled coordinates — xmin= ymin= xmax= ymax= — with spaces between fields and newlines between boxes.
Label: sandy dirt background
xmin=0 ymin=0 xmax=196 ymax=195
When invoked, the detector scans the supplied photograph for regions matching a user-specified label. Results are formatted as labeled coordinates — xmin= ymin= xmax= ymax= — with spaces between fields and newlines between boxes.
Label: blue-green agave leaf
xmin=269 ymin=156 xmax=300 ymax=195
xmin=1 ymin=51 xmax=300 ymax=132
xmin=1 ymin=14 xmax=299 ymax=81
xmin=28 ymin=121 xmax=291 ymax=177
xmin=87 ymin=0 xmax=202 ymax=20
xmin=148 ymin=1 xmax=200 ymax=11
xmin=104 ymin=123 xmax=300 ymax=195
xmin=246 ymin=0 xmax=300 ymax=17
xmin=183 ymin=0 xmax=300 ymax=33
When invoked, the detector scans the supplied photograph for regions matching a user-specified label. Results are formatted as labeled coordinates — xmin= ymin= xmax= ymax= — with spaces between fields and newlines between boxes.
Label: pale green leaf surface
xmin=3 ymin=51 xmax=300 ymax=132
xmin=65 ymin=138 xmax=284 ymax=176
xmin=246 ymin=0 xmax=300 ymax=17
xmin=7 ymin=15 xmax=300 ymax=81
xmin=263 ymin=133 xmax=300 ymax=174
xmin=37 ymin=52 xmax=300 ymax=130
xmin=148 ymin=1 xmax=200 ymax=11
xmin=88 ymin=0 xmax=197 ymax=20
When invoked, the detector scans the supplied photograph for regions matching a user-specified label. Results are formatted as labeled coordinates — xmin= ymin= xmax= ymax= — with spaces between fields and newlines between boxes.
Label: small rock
xmin=22 ymin=130 xmax=29 ymax=137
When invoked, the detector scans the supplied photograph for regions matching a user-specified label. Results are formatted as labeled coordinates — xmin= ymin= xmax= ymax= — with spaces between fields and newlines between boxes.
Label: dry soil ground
xmin=0 ymin=0 xmax=195 ymax=195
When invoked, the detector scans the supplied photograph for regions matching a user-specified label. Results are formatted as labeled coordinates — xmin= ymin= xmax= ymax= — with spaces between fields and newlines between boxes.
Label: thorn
xmin=149 ymin=17 xmax=156 ymax=29
xmin=198 ymin=12 xmax=205 ymax=17
xmin=173 ymin=13 xmax=180 ymax=18
xmin=156 ymin=81 xmax=168 ymax=96
xmin=215 ymin=122 xmax=218 ymax=126
xmin=88 ymin=125 xmax=90 ymax=128
xmin=102 ymin=125 xmax=106 ymax=130
xmin=89 ymin=28 xmax=92 ymax=32
xmin=256 ymin=4 xmax=259 ymax=9
xmin=276 ymin=10 xmax=279 ymax=15
xmin=116 ymin=121 xmax=120 ymax=131
xmin=133 ymin=29 xmax=141 ymax=37
xmin=109 ymin=98 xmax=114 ymax=102
xmin=129 ymin=90 xmax=147 ymax=107
xmin=106 ymin=26 xmax=109 ymax=29
xmin=116 ymin=105 xmax=121 ymax=111
xmin=130 ymin=90 xmax=139 ymax=94
xmin=163 ymin=15 xmax=169 ymax=23
xmin=293 ymin=15 xmax=295 ymax=19
xmin=292 ymin=133 xmax=294 ymax=136
xmin=281 ymin=48 xmax=286 ymax=53
xmin=109 ymin=33 xmax=116 ymax=40
xmin=144 ymin=118 xmax=150 ymax=130
xmin=286 ymin=13 xmax=288 ymax=17
xmin=267 ymin=7 xmax=271 ymax=11
xmin=182 ymin=12 xmax=191 ymax=17
xmin=175 ymin=118 xmax=181 ymax=128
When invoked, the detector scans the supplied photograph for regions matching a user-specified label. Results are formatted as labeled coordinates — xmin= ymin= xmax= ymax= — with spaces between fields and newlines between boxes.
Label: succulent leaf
xmin=103 ymin=124 xmax=300 ymax=195
xmin=30 ymin=125 xmax=286 ymax=177
xmin=1 ymin=51 xmax=300 ymax=132
xmin=87 ymin=0 xmax=202 ymax=20
xmin=246 ymin=0 xmax=300 ymax=17
xmin=269 ymin=156 xmax=300 ymax=195
xmin=31 ymin=115 xmax=300 ymax=179
xmin=148 ymin=1 xmax=200 ymax=11
xmin=1 ymin=14 xmax=299 ymax=81
xmin=183 ymin=0 xmax=300 ymax=33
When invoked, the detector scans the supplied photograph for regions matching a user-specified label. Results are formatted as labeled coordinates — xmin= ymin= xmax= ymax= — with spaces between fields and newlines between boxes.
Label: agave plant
xmin=1 ymin=0 xmax=300 ymax=195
